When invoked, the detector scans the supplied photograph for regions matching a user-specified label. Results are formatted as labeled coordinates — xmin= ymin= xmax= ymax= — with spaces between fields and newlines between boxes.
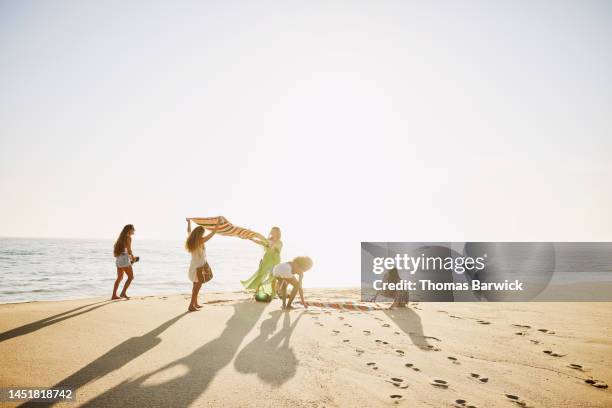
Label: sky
xmin=1 ymin=0 xmax=611 ymax=287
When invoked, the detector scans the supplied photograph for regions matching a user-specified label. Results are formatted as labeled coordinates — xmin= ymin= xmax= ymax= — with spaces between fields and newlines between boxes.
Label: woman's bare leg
xmin=285 ymin=277 xmax=303 ymax=309
xmin=277 ymin=279 xmax=288 ymax=308
xmin=193 ymin=267 xmax=205 ymax=308
xmin=189 ymin=283 xmax=198 ymax=311
xmin=195 ymin=282 xmax=203 ymax=308
xmin=120 ymin=266 xmax=133 ymax=299
xmin=286 ymin=285 xmax=300 ymax=309
xmin=112 ymin=268 xmax=125 ymax=299
xmin=189 ymin=282 xmax=202 ymax=311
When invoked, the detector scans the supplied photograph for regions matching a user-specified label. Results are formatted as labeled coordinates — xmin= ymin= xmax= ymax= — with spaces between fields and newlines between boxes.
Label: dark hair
xmin=113 ymin=224 xmax=134 ymax=257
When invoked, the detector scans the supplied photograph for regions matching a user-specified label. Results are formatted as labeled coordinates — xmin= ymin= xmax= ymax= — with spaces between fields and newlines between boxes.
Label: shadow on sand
xmin=1 ymin=300 xmax=114 ymax=343
xmin=384 ymin=307 xmax=433 ymax=350
xmin=19 ymin=312 xmax=187 ymax=408
xmin=234 ymin=310 xmax=302 ymax=386
xmin=67 ymin=301 xmax=267 ymax=407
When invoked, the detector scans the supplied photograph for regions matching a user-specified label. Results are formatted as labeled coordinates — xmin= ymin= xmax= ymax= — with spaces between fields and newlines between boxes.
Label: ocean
xmin=0 ymin=237 xmax=266 ymax=304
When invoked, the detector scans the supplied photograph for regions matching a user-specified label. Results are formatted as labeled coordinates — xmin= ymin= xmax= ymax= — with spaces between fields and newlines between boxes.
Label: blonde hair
xmin=185 ymin=226 xmax=205 ymax=253
xmin=269 ymin=226 xmax=281 ymax=240
xmin=293 ymin=256 xmax=313 ymax=271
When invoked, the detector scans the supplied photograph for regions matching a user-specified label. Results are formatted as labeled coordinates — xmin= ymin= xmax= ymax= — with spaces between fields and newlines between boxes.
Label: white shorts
xmin=116 ymin=254 xmax=131 ymax=268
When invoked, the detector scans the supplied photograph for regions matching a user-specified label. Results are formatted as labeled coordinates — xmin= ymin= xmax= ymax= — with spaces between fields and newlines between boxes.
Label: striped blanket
xmin=186 ymin=216 xmax=267 ymax=245
xmin=300 ymin=301 xmax=389 ymax=311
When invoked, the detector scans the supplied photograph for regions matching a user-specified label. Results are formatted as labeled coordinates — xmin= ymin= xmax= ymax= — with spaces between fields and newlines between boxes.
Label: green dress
xmin=241 ymin=240 xmax=282 ymax=298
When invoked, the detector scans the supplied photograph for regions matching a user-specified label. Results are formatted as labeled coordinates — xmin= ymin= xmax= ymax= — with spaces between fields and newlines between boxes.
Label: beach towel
xmin=300 ymin=301 xmax=390 ymax=311
xmin=186 ymin=216 xmax=267 ymax=245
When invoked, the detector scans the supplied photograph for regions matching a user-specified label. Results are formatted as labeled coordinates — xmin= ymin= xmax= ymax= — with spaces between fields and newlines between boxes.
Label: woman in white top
xmin=272 ymin=256 xmax=313 ymax=309
xmin=185 ymin=219 xmax=221 ymax=312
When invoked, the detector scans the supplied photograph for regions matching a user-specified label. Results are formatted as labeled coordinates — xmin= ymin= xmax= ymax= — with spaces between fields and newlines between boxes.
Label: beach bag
xmin=197 ymin=263 xmax=213 ymax=283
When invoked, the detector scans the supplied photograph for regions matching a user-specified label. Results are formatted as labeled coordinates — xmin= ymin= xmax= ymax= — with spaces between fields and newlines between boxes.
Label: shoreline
xmin=0 ymin=286 xmax=361 ymax=306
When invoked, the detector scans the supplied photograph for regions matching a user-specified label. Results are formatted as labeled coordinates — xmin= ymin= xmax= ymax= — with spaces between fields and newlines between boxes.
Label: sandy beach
xmin=1 ymin=289 xmax=611 ymax=407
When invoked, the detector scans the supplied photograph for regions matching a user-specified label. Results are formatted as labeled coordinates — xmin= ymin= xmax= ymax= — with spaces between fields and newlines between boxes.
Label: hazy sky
xmin=1 ymin=1 xmax=611 ymax=286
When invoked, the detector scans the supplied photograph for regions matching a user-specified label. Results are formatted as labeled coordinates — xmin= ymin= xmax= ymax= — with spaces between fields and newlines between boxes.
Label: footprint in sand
xmin=448 ymin=356 xmax=459 ymax=364
xmin=315 ymin=322 xmax=324 ymax=326
xmin=512 ymin=324 xmax=531 ymax=329
xmin=450 ymin=315 xmax=462 ymax=319
xmin=515 ymin=332 xmax=527 ymax=336
xmin=394 ymin=331 xmax=401 ymax=335
xmin=382 ymin=323 xmax=391 ymax=327
xmin=338 ymin=316 xmax=345 ymax=320
xmin=405 ymin=363 xmax=420 ymax=372
xmin=363 ymin=330 xmax=371 ymax=335
xmin=332 ymin=330 xmax=340 ymax=335
xmin=505 ymin=394 xmax=528 ymax=407
xmin=366 ymin=362 xmax=379 ymax=370
xmin=426 ymin=345 xmax=441 ymax=351
xmin=396 ymin=349 xmax=405 ymax=356
xmin=468 ymin=373 xmax=488 ymax=383
xmin=431 ymin=379 xmax=449 ymax=389
xmin=537 ymin=328 xmax=556 ymax=334
xmin=476 ymin=320 xmax=491 ymax=325
xmin=344 ymin=323 xmax=352 ymax=327
xmin=568 ymin=363 xmax=583 ymax=371
xmin=342 ymin=339 xmax=350 ymax=343
xmin=388 ymin=378 xmax=409 ymax=389
xmin=454 ymin=399 xmax=466 ymax=407
xmin=454 ymin=399 xmax=477 ymax=408
xmin=542 ymin=350 xmax=565 ymax=357
xmin=585 ymin=378 xmax=608 ymax=389
xmin=389 ymin=394 xmax=403 ymax=400
xmin=529 ymin=340 xmax=540 ymax=345
xmin=356 ymin=348 xmax=364 ymax=355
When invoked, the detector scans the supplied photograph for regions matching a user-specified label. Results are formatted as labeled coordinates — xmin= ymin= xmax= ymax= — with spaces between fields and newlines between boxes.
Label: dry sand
xmin=1 ymin=289 xmax=611 ymax=407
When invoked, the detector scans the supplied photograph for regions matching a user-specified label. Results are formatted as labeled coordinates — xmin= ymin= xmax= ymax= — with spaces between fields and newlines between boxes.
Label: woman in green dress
xmin=241 ymin=227 xmax=282 ymax=300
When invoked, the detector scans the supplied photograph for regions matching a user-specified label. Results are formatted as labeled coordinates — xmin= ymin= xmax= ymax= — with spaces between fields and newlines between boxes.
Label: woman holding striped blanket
xmin=185 ymin=218 xmax=222 ymax=312
xmin=241 ymin=227 xmax=282 ymax=300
